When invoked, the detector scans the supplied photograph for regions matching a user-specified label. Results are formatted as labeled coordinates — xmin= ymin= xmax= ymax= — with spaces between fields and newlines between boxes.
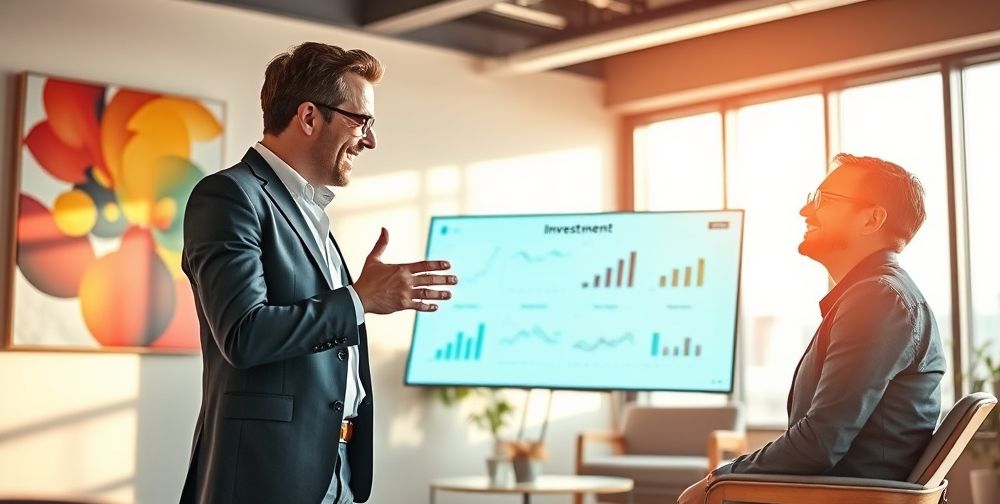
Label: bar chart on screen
xmin=657 ymin=258 xmax=706 ymax=288
xmin=650 ymin=333 xmax=704 ymax=358
xmin=581 ymin=251 xmax=637 ymax=289
xmin=433 ymin=323 xmax=486 ymax=362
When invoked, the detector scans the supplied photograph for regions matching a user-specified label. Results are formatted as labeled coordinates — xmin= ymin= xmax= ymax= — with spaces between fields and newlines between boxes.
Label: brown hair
xmin=832 ymin=153 xmax=927 ymax=252
xmin=261 ymin=42 xmax=383 ymax=135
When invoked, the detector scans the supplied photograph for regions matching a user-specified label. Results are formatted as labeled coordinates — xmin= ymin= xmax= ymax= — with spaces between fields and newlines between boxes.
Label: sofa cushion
xmin=621 ymin=406 xmax=740 ymax=455
xmin=580 ymin=454 xmax=708 ymax=487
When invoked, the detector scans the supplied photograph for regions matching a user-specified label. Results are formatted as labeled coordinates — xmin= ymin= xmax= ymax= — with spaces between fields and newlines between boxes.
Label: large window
xmin=728 ymin=95 xmax=828 ymax=425
xmin=838 ymin=74 xmax=954 ymax=406
xmin=634 ymin=112 xmax=728 ymax=408
xmin=963 ymin=60 xmax=1000 ymax=385
xmin=633 ymin=111 xmax=724 ymax=211
xmin=631 ymin=53 xmax=1000 ymax=424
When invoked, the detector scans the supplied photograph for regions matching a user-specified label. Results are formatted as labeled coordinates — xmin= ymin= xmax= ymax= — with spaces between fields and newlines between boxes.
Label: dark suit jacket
xmin=715 ymin=249 xmax=945 ymax=480
xmin=179 ymin=148 xmax=374 ymax=503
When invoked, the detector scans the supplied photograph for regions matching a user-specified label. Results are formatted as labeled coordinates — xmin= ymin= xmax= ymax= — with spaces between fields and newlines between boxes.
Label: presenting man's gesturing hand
xmin=354 ymin=227 xmax=457 ymax=314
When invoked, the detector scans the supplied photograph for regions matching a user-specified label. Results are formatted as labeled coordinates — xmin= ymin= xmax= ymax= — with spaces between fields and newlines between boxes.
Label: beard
xmin=311 ymin=137 xmax=353 ymax=187
xmin=331 ymin=148 xmax=351 ymax=187
xmin=798 ymin=226 xmax=850 ymax=260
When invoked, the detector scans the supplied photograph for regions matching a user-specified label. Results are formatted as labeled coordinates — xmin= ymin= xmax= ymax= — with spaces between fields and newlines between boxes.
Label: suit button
xmin=330 ymin=401 xmax=344 ymax=412
xmin=337 ymin=349 xmax=348 ymax=361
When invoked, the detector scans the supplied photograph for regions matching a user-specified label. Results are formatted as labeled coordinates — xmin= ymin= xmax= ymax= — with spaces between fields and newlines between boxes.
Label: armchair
xmin=576 ymin=404 xmax=744 ymax=503
xmin=705 ymin=392 xmax=997 ymax=504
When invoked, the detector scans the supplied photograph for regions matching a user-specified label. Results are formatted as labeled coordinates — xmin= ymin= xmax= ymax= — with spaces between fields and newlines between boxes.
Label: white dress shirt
xmin=253 ymin=143 xmax=366 ymax=419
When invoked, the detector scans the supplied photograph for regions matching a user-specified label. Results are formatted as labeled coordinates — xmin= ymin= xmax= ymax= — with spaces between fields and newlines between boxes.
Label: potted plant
xmin=968 ymin=342 xmax=1000 ymax=504
xmin=508 ymin=440 xmax=548 ymax=483
xmin=438 ymin=387 xmax=516 ymax=454
xmin=507 ymin=390 xmax=553 ymax=483
xmin=436 ymin=388 xmax=555 ymax=484
xmin=437 ymin=387 xmax=517 ymax=484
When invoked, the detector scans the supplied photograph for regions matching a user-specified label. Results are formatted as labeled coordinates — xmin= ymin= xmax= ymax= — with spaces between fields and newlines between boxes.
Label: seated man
xmin=679 ymin=154 xmax=946 ymax=503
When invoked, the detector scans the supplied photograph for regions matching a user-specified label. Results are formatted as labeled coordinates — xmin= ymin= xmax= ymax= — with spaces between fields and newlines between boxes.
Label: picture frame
xmin=3 ymin=72 xmax=226 ymax=353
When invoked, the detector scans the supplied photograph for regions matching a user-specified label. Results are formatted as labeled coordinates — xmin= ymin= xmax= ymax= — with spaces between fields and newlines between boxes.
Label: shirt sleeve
xmin=346 ymin=285 xmax=365 ymax=326
xmin=714 ymin=279 xmax=917 ymax=476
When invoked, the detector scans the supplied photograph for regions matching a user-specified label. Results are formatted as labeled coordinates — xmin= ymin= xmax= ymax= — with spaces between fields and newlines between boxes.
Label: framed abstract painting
xmin=3 ymin=72 xmax=225 ymax=353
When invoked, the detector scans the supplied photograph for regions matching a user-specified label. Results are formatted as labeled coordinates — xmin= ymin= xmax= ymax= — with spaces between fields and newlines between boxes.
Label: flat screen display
xmin=404 ymin=210 xmax=744 ymax=392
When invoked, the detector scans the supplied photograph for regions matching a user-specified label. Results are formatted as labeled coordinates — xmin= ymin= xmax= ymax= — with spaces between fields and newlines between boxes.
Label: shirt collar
xmin=819 ymin=248 xmax=898 ymax=317
xmin=253 ymin=142 xmax=336 ymax=209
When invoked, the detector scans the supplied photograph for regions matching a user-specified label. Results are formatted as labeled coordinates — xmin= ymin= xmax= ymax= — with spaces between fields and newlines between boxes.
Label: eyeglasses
xmin=805 ymin=190 xmax=868 ymax=210
xmin=312 ymin=101 xmax=374 ymax=135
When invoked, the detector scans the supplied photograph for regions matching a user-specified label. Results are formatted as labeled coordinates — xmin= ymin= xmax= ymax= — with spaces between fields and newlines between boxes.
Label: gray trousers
xmin=321 ymin=442 xmax=353 ymax=504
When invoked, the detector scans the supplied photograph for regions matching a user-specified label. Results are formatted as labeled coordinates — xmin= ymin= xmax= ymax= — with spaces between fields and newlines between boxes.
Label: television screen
xmin=404 ymin=210 xmax=744 ymax=392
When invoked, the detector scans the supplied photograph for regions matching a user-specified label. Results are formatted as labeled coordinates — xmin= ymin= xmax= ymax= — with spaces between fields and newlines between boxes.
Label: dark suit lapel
xmin=243 ymin=148 xmax=334 ymax=289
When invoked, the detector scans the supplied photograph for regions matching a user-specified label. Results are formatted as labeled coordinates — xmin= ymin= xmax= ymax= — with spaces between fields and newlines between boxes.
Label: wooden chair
xmin=704 ymin=392 xmax=998 ymax=504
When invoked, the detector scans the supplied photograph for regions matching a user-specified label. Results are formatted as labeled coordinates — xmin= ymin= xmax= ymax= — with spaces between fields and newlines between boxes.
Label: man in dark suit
xmin=679 ymin=154 xmax=946 ymax=503
xmin=179 ymin=42 xmax=457 ymax=504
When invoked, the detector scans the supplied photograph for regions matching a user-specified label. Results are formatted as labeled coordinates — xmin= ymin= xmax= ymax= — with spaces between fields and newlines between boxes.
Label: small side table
xmin=429 ymin=475 xmax=634 ymax=504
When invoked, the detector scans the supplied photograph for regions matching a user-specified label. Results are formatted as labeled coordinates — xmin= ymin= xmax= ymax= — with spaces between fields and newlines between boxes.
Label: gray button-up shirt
xmin=716 ymin=249 xmax=946 ymax=480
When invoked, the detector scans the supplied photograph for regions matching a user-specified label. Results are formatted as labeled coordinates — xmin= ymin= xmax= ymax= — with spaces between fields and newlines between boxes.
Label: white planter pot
xmin=486 ymin=456 xmax=513 ymax=487
xmin=970 ymin=468 xmax=1000 ymax=504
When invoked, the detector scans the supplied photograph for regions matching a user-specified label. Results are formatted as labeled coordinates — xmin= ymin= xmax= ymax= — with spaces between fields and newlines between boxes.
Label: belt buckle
xmin=339 ymin=419 xmax=354 ymax=443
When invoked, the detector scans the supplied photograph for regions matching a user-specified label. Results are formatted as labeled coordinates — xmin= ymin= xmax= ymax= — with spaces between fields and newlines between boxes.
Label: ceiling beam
xmin=488 ymin=3 xmax=567 ymax=30
xmin=364 ymin=0 xmax=500 ymax=34
xmin=479 ymin=0 xmax=870 ymax=75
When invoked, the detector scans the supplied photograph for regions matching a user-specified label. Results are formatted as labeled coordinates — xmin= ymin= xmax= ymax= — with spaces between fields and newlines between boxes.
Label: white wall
xmin=0 ymin=0 xmax=616 ymax=502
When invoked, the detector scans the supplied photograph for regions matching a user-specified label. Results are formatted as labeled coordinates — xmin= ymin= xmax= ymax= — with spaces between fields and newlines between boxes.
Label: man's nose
xmin=361 ymin=128 xmax=376 ymax=150
xmin=799 ymin=202 xmax=812 ymax=217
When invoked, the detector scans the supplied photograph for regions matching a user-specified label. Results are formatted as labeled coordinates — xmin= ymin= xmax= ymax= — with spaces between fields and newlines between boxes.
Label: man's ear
xmin=862 ymin=206 xmax=888 ymax=236
xmin=295 ymin=102 xmax=319 ymax=136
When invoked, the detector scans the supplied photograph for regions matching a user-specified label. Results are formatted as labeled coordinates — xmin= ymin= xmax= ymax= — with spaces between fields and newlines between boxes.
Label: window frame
xmin=620 ymin=45 xmax=1000 ymax=425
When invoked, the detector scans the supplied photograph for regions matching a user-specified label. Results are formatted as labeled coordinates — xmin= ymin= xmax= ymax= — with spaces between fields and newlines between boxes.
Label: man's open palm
xmin=354 ymin=227 xmax=457 ymax=314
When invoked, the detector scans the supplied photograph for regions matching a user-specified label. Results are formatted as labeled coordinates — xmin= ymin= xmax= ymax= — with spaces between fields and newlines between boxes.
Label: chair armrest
xmin=575 ymin=430 xmax=625 ymax=473
xmin=707 ymin=430 xmax=747 ymax=471
xmin=705 ymin=473 xmax=946 ymax=504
